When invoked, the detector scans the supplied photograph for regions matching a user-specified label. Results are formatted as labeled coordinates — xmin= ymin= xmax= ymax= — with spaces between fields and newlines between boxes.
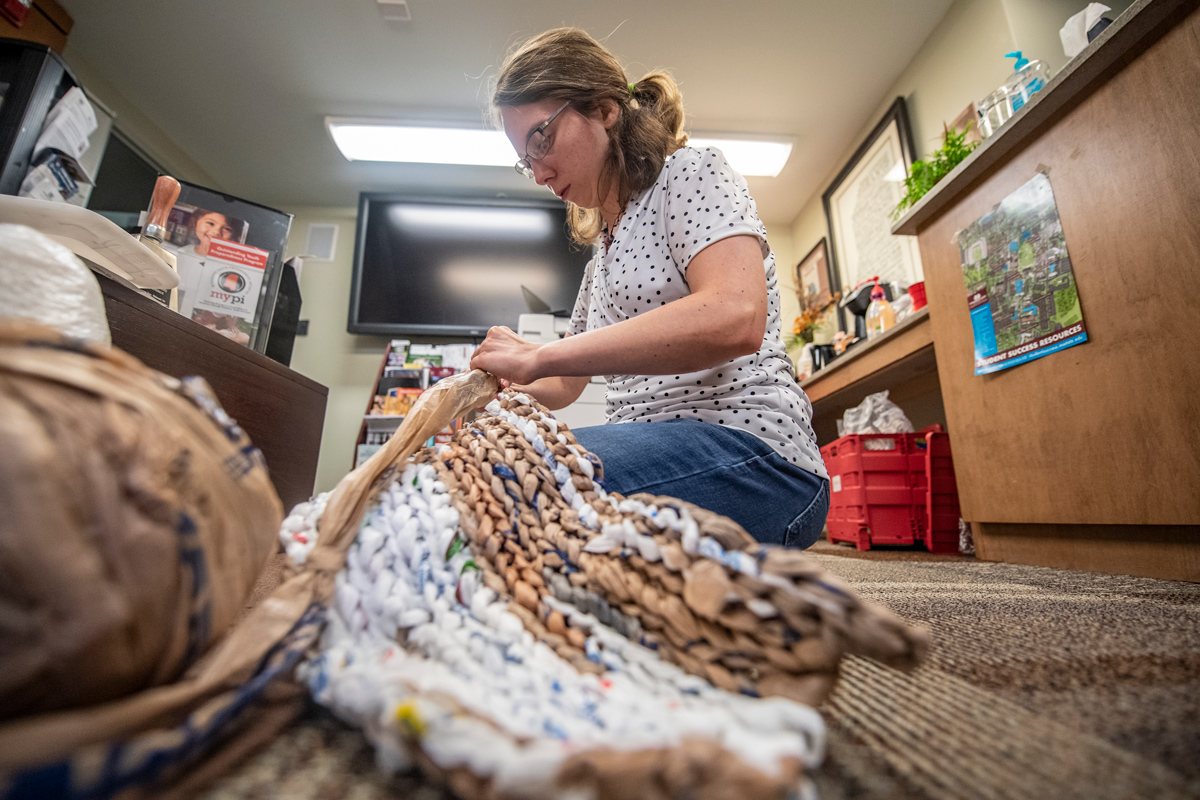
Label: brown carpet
xmin=198 ymin=549 xmax=1200 ymax=800
xmin=809 ymin=552 xmax=1200 ymax=800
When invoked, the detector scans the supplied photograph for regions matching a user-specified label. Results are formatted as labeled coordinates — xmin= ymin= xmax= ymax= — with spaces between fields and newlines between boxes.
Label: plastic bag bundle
xmin=0 ymin=321 xmax=283 ymax=718
xmin=279 ymin=384 xmax=928 ymax=799
xmin=0 ymin=225 xmax=111 ymax=347
xmin=0 ymin=321 xmax=284 ymax=795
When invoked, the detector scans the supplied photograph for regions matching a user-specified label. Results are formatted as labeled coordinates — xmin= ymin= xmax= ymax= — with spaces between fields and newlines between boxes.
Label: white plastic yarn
xmin=281 ymin=456 xmax=826 ymax=792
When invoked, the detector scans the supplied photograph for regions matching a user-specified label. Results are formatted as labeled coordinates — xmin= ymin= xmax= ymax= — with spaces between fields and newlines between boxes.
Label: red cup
xmin=909 ymin=281 xmax=927 ymax=310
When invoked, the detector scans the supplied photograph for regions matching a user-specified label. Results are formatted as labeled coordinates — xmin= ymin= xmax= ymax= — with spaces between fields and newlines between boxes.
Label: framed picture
xmin=794 ymin=238 xmax=833 ymax=309
xmin=950 ymin=101 xmax=984 ymax=146
xmin=822 ymin=97 xmax=925 ymax=329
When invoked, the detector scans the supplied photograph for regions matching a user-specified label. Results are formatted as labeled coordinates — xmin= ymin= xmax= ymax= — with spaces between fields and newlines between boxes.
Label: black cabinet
xmin=0 ymin=38 xmax=77 ymax=195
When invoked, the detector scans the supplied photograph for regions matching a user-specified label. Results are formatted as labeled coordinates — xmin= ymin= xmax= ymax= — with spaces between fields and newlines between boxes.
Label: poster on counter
xmin=182 ymin=239 xmax=270 ymax=346
xmin=956 ymin=172 xmax=1087 ymax=375
xmin=152 ymin=182 xmax=293 ymax=355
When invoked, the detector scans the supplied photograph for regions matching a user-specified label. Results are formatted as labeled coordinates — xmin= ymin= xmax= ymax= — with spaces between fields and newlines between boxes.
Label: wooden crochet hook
xmin=139 ymin=175 xmax=181 ymax=310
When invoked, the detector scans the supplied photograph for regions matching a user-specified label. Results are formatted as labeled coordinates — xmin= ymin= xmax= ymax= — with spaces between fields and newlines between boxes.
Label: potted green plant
xmin=892 ymin=123 xmax=980 ymax=219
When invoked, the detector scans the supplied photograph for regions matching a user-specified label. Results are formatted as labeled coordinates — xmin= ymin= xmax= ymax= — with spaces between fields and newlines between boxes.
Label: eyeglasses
xmin=514 ymin=101 xmax=570 ymax=179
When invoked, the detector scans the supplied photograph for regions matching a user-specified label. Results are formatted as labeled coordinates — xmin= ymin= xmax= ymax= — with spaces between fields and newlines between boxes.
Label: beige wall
xmin=63 ymin=51 xmax=223 ymax=189
xmin=785 ymin=0 xmax=1134 ymax=293
xmin=282 ymin=207 xmax=394 ymax=495
xmin=789 ymin=0 xmax=1017 ymax=275
xmin=766 ymin=222 xmax=797 ymax=340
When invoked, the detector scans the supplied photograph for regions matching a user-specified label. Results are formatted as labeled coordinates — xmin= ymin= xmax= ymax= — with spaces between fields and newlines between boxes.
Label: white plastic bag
xmin=840 ymin=391 xmax=914 ymax=445
xmin=0 ymin=224 xmax=110 ymax=346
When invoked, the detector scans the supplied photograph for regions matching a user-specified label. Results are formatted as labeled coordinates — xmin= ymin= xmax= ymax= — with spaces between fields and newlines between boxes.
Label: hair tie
xmin=627 ymin=82 xmax=637 ymax=96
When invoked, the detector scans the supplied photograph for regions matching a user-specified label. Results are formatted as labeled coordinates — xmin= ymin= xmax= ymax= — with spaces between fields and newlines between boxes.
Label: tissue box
xmin=1060 ymin=3 xmax=1112 ymax=58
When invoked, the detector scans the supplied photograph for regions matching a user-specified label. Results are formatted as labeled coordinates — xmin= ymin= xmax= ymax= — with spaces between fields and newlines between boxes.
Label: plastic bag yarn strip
xmin=434 ymin=391 xmax=926 ymax=705
xmin=290 ymin=462 xmax=824 ymax=800
xmin=0 ymin=605 xmax=319 ymax=800
xmin=281 ymin=386 xmax=927 ymax=798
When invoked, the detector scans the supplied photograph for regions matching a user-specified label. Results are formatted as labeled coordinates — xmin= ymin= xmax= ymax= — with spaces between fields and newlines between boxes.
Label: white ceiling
xmin=58 ymin=0 xmax=955 ymax=226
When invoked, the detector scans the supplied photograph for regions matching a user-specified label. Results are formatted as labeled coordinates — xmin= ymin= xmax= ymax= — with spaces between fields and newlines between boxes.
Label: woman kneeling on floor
xmin=471 ymin=27 xmax=829 ymax=548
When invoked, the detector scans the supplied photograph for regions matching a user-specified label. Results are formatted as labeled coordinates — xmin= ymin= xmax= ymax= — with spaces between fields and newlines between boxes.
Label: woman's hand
xmin=470 ymin=326 xmax=544 ymax=385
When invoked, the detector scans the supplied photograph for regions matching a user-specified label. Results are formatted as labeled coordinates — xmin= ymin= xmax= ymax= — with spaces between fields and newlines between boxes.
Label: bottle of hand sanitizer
xmin=1004 ymin=51 xmax=1052 ymax=113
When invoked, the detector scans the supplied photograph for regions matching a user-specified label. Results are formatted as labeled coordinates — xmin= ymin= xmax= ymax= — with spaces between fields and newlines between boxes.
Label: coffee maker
xmin=840 ymin=277 xmax=897 ymax=341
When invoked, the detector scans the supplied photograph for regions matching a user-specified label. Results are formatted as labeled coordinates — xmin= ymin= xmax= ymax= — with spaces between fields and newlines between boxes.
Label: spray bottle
xmin=865 ymin=284 xmax=896 ymax=340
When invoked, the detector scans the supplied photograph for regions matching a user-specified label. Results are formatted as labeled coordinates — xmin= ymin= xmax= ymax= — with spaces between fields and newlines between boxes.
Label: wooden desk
xmin=887 ymin=0 xmax=1200 ymax=581
xmin=98 ymin=272 xmax=327 ymax=511
xmin=799 ymin=310 xmax=947 ymax=445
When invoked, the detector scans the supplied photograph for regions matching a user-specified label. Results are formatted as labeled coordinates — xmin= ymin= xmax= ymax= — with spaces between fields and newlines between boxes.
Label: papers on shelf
xmin=35 ymin=87 xmax=98 ymax=160
xmin=19 ymin=88 xmax=100 ymax=204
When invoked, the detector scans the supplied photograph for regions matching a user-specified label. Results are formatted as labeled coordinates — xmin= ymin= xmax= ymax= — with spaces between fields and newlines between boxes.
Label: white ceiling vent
xmin=376 ymin=0 xmax=411 ymax=22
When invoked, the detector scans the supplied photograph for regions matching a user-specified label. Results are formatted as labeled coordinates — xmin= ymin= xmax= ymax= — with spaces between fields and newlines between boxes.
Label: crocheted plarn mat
xmin=280 ymin=391 xmax=927 ymax=800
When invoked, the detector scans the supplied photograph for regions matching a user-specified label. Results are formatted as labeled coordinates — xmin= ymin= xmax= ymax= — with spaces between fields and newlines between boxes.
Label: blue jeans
xmin=573 ymin=419 xmax=829 ymax=549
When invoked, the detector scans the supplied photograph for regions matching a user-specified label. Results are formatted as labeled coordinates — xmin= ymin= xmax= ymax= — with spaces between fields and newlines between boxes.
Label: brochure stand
xmin=153 ymin=181 xmax=292 ymax=356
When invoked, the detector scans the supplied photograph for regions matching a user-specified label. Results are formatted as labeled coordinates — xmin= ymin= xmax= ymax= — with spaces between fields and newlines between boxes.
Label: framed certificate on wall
xmin=822 ymin=97 xmax=924 ymax=328
xmin=794 ymin=238 xmax=833 ymax=309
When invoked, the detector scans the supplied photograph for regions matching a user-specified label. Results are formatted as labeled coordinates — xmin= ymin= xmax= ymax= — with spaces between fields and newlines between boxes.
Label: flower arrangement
xmin=786 ymin=287 xmax=839 ymax=350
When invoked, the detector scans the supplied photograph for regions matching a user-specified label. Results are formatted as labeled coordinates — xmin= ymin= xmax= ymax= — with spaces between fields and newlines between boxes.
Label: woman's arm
xmin=470 ymin=332 xmax=589 ymax=409
xmin=470 ymin=234 xmax=767 ymax=384
xmin=509 ymin=374 xmax=590 ymax=410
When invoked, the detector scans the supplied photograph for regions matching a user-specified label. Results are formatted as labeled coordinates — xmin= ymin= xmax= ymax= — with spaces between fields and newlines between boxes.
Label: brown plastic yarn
xmin=0 ymin=321 xmax=283 ymax=720
xmin=434 ymin=391 xmax=927 ymax=708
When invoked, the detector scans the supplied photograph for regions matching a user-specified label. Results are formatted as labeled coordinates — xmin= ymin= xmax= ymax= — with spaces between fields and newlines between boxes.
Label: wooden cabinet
xmin=0 ymin=0 xmax=72 ymax=54
xmin=98 ymin=271 xmax=328 ymax=511
xmin=888 ymin=0 xmax=1200 ymax=580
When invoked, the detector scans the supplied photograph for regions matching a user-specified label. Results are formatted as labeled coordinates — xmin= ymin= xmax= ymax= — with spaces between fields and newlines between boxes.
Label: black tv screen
xmin=348 ymin=194 xmax=593 ymax=338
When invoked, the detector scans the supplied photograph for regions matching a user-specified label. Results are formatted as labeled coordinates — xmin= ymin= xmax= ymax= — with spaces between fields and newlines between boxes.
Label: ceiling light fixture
xmin=326 ymin=118 xmax=794 ymax=177
xmin=686 ymin=136 xmax=793 ymax=177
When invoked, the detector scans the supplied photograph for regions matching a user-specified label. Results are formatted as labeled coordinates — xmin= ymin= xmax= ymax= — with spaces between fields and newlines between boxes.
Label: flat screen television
xmin=348 ymin=194 xmax=594 ymax=338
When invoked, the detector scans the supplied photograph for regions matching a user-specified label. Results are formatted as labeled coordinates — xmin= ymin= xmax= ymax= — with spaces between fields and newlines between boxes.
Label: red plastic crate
xmin=920 ymin=427 xmax=961 ymax=553
xmin=821 ymin=425 xmax=962 ymax=553
xmin=821 ymin=433 xmax=924 ymax=550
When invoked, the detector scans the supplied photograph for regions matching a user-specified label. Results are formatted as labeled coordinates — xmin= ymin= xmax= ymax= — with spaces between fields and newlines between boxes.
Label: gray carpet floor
xmin=199 ymin=548 xmax=1200 ymax=800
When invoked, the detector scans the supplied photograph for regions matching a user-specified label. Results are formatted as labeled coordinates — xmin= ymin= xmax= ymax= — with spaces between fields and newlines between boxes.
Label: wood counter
xmin=799 ymin=310 xmax=947 ymax=445
xmin=98 ymin=271 xmax=327 ymax=511
xmin=887 ymin=0 xmax=1200 ymax=580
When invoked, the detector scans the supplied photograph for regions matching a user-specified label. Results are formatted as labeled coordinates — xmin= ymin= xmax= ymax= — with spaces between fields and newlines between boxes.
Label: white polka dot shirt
xmin=568 ymin=146 xmax=828 ymax=479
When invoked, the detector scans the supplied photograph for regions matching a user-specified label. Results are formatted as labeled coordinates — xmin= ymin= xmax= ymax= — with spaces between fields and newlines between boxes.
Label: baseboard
xmin=973 ymin=522 xmax=1200 ymax=583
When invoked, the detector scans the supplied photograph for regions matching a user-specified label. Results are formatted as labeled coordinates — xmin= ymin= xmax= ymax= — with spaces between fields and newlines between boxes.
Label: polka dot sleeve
xmin=663 ymin=147 xmax=770 ymax=275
